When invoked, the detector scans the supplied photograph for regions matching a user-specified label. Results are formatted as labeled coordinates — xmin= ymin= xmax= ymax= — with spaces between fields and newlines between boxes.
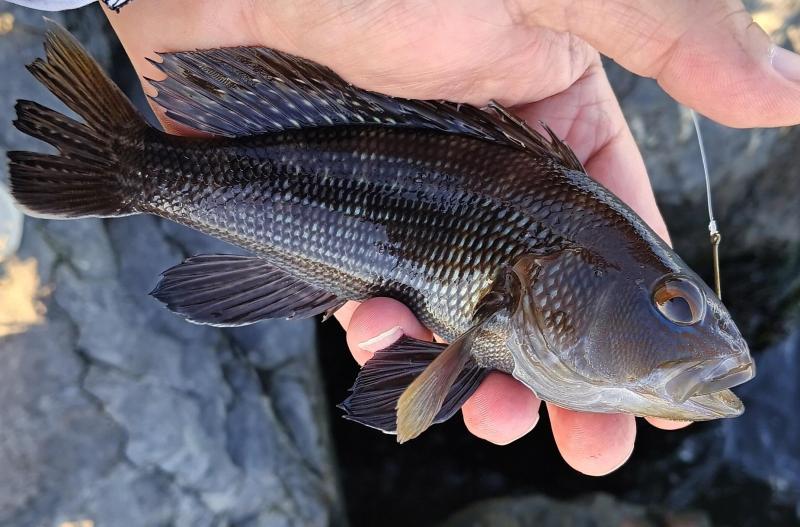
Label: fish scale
xmin=133 ymin=126 xmax=564 ymax=347
xmin=9 ymin=24 xmax=756 ymax=441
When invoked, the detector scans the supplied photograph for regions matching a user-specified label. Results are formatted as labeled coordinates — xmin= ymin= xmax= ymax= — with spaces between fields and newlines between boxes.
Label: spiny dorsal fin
xmin=150 ymin=254 xmax=343 ymax=326
xmin=148 ymin=45 xmax=585 ymax=172
xmin=484 ymin=101 xmax=585 ymax=173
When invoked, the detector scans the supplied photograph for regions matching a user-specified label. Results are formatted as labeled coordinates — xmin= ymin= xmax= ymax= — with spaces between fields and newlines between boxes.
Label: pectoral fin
xmin=389 ymin=263 xmax=539 ymax=442
xmin=150 ymin=254 xmax=343 ymax=326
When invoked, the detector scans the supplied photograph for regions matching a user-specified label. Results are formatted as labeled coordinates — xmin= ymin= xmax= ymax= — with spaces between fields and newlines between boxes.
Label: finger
xmin=332 ymin=300 xmax=359 ymax=331
xmin=461 ymin=372 xmax=541 ymax=445
xmin=547 ymin=404 xmax=636 ymax=476
xmin=344 ymin=297 xmax=431 ymax=366
xmin=645 ymin=416 xmax=692 ymax=430
xmin=525 ymin=0 xmax=800 ymax=127
xmin=347 ymin=302 xmax=541 ymax=445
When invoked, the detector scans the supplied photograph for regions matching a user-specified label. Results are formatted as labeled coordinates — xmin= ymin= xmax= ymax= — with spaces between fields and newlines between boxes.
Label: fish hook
xmin=690 ymin=109 xmax=722 ymax=300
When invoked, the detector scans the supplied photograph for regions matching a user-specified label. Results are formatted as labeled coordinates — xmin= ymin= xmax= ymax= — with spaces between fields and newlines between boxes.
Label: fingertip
xmin=547 ymin=404 xmax=636 ymax=476
xmin=645 ymin=416 xmax=692 ymax=430
xmin=462 ymin=373 xmax=541 ymax=445
xmin=563 ymin=0 xmax=800 ymax=127
xmin=660 ymin=14 xmax=800 ymax=128
xmin=344 ymin=297 xmax=431 ymax=365
xmin=332 ymin=300 xmax=360 ymax=330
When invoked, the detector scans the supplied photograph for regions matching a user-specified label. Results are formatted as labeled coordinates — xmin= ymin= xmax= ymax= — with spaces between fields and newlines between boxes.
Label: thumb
xmin=524 ymin=0 xmax=800 ymax=128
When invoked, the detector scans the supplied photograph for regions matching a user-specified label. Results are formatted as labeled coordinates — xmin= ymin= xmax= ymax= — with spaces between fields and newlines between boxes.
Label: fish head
xmin=506 ymin=250 xmax=755 ymax=421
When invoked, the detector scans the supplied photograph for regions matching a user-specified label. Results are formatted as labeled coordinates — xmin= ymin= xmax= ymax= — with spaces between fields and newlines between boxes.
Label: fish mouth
xmin=682 ymin=388 xmax=745 ymax=418
xmin=663 ymin=355 xmax=756 ymax=406
xmin=508 ymin=324 xmax=756 ymax=421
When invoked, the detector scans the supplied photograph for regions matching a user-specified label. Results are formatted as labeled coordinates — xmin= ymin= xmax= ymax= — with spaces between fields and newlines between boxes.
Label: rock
xmin=0 ymin=184 xmax=22 ymax=261
xmin=0 ymin=4 xmax=342 ymax=527
xmin=440 ymin=493 xmax=710 ymax=527
xmin=723 ymin=329 xmax=800 ymax=500
xmin=2 ymin=1 xmax=800 ymax=526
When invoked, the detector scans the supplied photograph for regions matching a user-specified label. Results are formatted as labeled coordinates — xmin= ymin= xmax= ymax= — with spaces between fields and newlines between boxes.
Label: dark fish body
xmin=138 ymin=127 xmax=578 ymax=343
xmin=9 ymin=25 xmax=756 ymax=442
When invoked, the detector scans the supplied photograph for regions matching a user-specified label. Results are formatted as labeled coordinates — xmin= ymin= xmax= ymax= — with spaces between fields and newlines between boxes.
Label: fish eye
xmin=653 ymin=277 xmax=705 ymax=325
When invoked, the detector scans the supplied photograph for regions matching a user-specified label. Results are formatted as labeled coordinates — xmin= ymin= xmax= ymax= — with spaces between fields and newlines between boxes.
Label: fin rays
xmin=149 ymin=44 xmax=585 ymax=172
xmin=9 ymin=22 xmax=147 ymax=219
xmin=151 ymin=254 xmax=344 ymax=326
xmin=340 ymin=336 xmax=488 ymax=435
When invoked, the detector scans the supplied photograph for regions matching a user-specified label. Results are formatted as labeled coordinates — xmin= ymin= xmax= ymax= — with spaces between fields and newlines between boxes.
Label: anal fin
xmin=339 ymin=336 xmax=487 ymax=436
xmin=150 ymin=254 xmax=343 ymax=326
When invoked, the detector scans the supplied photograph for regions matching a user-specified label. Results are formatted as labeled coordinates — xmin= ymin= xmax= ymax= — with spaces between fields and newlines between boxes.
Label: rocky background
xmin=0 ymin=5 xmax=342 ymax=527
xmin=0 ymin=1 xmax=798 ymax=527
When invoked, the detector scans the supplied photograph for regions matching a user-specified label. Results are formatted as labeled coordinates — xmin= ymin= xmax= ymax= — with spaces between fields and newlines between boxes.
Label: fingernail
xmin=771 ymin=45 xmax=800 ymax=83
xmin=358 ymin=325 xmax=403 ymax=352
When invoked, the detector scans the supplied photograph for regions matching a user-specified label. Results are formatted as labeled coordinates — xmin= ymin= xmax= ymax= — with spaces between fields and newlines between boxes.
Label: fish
xmin=7 ymin=24 xmax=755 ymax=443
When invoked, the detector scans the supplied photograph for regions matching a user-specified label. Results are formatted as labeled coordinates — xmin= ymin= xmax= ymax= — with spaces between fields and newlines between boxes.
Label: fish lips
xmin=508 ymin=319 xmax=755 ymax=420
xmin=681 ymin=388 xmax=745 ymax=419
xmin=661 ymin=354 xmax=756 ymax=411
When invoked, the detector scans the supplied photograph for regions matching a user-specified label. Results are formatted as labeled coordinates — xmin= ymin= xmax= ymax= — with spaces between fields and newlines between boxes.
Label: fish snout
xmin=663 ymin=354 xmax=756 ymax=404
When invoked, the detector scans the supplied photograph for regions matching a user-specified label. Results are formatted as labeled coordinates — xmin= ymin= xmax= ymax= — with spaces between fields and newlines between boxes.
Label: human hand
xmin=106 ymin=0 xmax=800 ymax=476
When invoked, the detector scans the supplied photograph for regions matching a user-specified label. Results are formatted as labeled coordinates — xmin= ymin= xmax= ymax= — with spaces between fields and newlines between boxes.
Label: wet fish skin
xmin=8 ymin=24 xmax=755 ymax=442
xmin=135 ymin=126 xmax=564 ymax=339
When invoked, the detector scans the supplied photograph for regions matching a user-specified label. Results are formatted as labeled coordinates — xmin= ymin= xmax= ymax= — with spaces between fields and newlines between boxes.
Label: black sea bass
xmin=8 ymin=25 xmax=755 ymax=442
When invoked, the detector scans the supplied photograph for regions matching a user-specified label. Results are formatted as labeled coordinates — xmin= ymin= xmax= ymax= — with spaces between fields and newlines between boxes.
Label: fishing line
xmin=690 ymin=109 xmax=722 ymax=299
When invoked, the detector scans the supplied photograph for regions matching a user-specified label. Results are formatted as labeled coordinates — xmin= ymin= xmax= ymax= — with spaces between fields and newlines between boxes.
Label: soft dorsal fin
xmin=150 ymin=254 xmax=343 ymax=326
xmin=148 ymin=45 xmax=585 ymax=172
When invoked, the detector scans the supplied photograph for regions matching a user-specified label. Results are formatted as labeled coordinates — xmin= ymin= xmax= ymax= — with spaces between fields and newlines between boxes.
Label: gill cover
xmin=505 ymin=250 xmax=753 ymax=421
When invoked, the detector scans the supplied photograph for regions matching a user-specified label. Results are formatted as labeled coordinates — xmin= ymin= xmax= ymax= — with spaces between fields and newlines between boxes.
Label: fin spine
xmin=149 ymin=44 xmax=586 ymax=172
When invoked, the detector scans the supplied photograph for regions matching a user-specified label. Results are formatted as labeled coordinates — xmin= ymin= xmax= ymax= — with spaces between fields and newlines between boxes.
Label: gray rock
xmin=723 ymin=330 xmax=800 ymax=499
xmin=0 ymin=184 xmax=22 ymax=260
xmin=0 ymin=4 xmax=342 ymax=527
xmin=2 ymin=0 xmax=799 ymax=525
xmin=440 ymin=493 xmax=710 ymax=527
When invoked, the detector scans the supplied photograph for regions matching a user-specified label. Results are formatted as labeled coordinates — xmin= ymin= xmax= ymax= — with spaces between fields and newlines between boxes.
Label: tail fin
xmin=8 ymin=22 xmax=147 ymax=218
